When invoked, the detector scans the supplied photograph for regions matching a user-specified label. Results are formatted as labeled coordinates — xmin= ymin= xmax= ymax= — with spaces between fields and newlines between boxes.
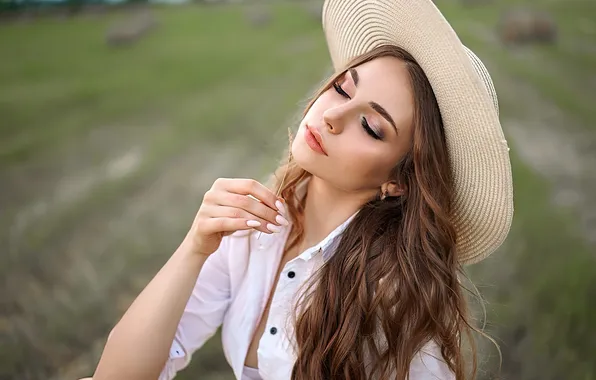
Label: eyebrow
xmin=348 ymin=68 xmax=399 ymax=134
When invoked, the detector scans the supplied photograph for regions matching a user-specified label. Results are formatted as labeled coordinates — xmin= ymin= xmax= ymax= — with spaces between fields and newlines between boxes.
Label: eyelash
xmin=332 ymin=82 xmax=382 ymax=140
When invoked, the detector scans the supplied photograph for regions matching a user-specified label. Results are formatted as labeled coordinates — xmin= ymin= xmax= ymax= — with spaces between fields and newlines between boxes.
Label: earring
xmin=380 ymin=190 xmax=389 ymax=200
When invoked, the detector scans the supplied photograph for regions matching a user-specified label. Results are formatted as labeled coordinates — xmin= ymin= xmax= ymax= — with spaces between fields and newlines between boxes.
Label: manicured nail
xmin=247 ymin=220 xmax=261 ymax=228
xmin=267 ymin=223 xmax=282 ymax=233
xmin=276 ymin=214 xmax=289 ymax=226
xmin=275 ymin=200 xmax=286 ymax=215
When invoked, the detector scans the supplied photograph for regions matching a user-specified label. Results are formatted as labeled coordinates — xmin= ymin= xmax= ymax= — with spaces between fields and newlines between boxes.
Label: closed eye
xmin=361 ymin=116 xmax=382 ymax=140
xmin=332 ymin=81 xmax=382 ymax=141
xmin=333 ymin=81 xmax=349 ymax=98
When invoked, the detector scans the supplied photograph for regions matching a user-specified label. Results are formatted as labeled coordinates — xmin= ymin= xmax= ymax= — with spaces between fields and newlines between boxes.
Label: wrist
xmin=179 ymin=235 xmax=210 ymax=259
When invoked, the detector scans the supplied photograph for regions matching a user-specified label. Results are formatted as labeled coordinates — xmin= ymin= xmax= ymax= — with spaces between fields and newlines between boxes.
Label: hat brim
xmin=322 ymin=0 xmax=514 ymax=264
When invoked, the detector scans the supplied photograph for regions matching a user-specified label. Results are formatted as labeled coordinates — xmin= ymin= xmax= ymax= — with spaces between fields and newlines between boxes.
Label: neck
xmin=299 ymin=176 xmax=372 ymax=250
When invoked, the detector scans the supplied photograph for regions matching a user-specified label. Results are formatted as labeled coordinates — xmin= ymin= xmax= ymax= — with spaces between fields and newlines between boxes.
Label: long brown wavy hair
xmin=269 ymin=45 xmax=482 ymax=379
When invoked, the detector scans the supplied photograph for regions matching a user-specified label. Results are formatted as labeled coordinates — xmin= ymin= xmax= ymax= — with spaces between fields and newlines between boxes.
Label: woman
xmin=88 ymin=0 xmax=513 ymax=379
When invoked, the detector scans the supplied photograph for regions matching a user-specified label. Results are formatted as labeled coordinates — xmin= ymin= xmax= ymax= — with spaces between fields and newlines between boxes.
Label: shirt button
xmin=270 ymin=327 xmax=278 ymax=335
xmin=287 ymin=271 xmax=296 ymax=278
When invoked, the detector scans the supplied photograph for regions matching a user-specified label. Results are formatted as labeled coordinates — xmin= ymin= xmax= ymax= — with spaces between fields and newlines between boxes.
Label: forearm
xmin=93 ymin=240 xmax=208 ymax=380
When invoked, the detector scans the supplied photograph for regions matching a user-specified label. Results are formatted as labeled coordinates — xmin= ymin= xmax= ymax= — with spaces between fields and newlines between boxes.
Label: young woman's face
xmin=292 ymin=56 xmax=415 ymax=194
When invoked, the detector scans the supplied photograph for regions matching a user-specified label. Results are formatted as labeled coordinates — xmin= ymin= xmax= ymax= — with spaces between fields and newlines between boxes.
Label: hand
xmin=185 ymin=178 xmax=288 ymax=257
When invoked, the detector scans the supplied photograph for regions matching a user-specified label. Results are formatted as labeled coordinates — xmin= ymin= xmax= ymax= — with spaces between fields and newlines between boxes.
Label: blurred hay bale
xmin=105 ymin=9 xmax=159 ymax=47
xmin=533 ymin=11 xmax=558 ymax=43
xmin=498 ymin=8 xmax=557 ymax=45
xmin=245 ymin=6 xmax=272 ymax=28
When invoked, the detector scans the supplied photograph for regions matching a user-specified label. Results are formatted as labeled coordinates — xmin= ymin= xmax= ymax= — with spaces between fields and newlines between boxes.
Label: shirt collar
xmin=296 ymin=210 xmax=358 ymax=262
xmin=255 ymin=210 xmax=357 ymax=262
xmin=258 ymin=177 xmax=359 ymax=261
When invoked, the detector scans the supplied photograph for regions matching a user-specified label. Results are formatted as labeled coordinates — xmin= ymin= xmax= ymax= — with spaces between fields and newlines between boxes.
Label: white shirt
xmin=159 ymin=214 xmax=454 ymax=380
xmin=241 ymin=365 xmax=262 ymax=380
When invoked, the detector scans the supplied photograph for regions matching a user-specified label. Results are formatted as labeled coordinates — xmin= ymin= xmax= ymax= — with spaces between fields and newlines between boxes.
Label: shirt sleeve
xmin=408 ymin=340 xmax=455 ymax=380
xmin=159 ymin=237 xmax=232 ymax=380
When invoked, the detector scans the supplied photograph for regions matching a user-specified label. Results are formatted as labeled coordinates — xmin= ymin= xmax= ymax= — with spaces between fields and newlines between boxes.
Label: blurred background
xmin=1 ymin=0 xmax=594 ymax=378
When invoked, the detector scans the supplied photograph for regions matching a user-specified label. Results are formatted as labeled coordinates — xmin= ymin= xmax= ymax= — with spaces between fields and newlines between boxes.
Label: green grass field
xmin=1 ymin=1 xmax=595 ymax=379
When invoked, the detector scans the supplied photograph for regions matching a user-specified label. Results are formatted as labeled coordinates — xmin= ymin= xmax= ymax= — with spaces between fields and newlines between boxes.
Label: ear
xmin=381 ymin=181 xmax=406 ymax=197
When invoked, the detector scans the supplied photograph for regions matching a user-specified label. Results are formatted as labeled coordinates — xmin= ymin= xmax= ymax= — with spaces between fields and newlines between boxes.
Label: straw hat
xmin=322 ymin=0 xmax=514 ymax=264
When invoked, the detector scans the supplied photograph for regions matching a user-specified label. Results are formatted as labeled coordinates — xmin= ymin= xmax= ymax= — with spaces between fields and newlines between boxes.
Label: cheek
xmin=357 ymin=148 xmax=393 ymax=179
xmin=304 ymin=91 xmax=335 ymax=119
xmin=335 ymin=139 xmax=397 ymax=185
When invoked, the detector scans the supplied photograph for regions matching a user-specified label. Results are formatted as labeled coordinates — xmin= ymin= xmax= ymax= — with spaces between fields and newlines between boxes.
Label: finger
xmin=213 ymin=191 xmax=288 ymax=228
xmin=216 ymin=178 xmax=281 ymax=213
xmin=201 ymin=217 xmax=270 ymax=236
xmin=201 ymin=205 xmax=275 ymax=234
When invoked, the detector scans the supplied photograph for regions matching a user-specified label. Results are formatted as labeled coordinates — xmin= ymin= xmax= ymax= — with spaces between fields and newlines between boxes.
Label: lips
xmin=305 ymin=125 xmax=328 ymax=156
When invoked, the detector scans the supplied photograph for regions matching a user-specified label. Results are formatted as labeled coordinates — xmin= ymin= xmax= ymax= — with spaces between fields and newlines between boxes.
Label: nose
xmin=322 ymin=103 xmax=352 ymax=135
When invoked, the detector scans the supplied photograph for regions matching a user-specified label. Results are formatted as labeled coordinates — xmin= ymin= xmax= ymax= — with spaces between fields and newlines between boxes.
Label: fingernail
xmin=276 ymin=214 xmax=289 ymax=226
xmin=267 ymin=223 xmax=282 ymax=233
xmin=275 ymin=200 xmax=286 ymax=215
xmin=247 ymin=220 xmax=261 ymax=228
